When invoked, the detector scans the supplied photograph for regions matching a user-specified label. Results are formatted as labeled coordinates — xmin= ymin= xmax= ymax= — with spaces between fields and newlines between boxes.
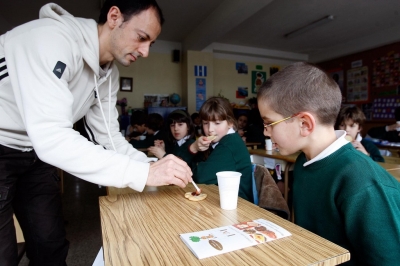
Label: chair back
xmin=252 ymin=163 xmax=290 ymax=220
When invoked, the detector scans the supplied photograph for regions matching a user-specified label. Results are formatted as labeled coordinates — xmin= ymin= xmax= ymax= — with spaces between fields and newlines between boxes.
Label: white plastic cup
xmin=265 ymin=138 xmax=273 ymax=150
xmin=139 ymin=135 xmax=146 ymax=140
xmin=216 ymin=171 xmax=242 ymax=210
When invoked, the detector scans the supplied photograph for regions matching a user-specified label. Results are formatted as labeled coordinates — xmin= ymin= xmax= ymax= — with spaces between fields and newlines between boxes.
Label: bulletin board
xmin=371 ymin=53 xmax=400 ymax=97
xmin=346 ymin=66 xmax=369 ymax=102
xmin=372 ymin=97 xmax=400 ymax=120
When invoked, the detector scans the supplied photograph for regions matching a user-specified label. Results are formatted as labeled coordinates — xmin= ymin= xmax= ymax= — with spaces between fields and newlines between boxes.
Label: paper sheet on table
xmin=180 ymin=219 xmax=291 ymax=259
xmin=263 ymin=157 xmax=276 ymax=169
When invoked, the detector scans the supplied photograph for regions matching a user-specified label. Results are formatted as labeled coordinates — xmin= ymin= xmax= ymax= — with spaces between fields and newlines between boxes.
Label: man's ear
xmin=107 ymin=6 xmax=122 ymax=29
xmin=297 ymin=112 xmax=316 ymax=137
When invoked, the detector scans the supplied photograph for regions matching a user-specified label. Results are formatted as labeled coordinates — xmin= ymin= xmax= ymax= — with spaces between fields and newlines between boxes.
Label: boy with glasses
xmin=257 ymin=62 xmax=400 ymax=266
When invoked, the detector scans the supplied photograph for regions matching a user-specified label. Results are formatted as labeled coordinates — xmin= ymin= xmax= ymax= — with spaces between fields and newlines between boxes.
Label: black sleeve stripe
xmin=83 ymin=116 xmax=99 ymax=145
xmin=0 ymin=72 xmax=8 ymax=81
xmin=0 ymin=57 xmax=7 ymax=81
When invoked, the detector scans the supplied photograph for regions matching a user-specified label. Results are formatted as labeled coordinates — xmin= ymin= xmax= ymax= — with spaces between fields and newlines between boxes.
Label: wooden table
xmin=245 ymin=142 xmax=261 ymax=150
xmin=378 ymin=162 xmax=400 ymax=182
xmin=100 ymin=185 xmax=350 ymax=266
xmin=249 ymin=149 xmax=300 ymax=202
xmin=249 ymin=150 xmax=400 ymax=203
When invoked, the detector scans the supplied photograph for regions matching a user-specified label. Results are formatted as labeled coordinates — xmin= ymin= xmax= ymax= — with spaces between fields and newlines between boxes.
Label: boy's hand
xmin=154 ymin=140 xmax=165 ymax=149
xmin=351 ymin=140 xmax=368 ymax=156
xmin=147 ymin=145 xmax=166 ymax=159
xmin=146 ymin=154 xmax=192 ymax=188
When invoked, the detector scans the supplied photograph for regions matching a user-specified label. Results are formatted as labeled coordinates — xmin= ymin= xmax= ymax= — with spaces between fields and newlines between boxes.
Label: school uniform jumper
xmin=193 ymin=133 xmax=253 ymax=203
xmin=165 ymin=138 xmax=195 ymax=166
xmin=294 ymin=143 xmax=400 ymax=266
xmin=360 ymin=138 xmax=384 ymax=162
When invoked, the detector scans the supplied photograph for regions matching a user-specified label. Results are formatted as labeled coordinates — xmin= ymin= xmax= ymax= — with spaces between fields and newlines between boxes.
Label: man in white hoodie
xmin=0 ymin=0 xmax=193 ymax=265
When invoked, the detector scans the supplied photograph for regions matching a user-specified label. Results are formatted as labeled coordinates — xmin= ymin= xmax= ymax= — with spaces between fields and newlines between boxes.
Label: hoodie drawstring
xmin=93 ymin=74 xmax=116 ymax=151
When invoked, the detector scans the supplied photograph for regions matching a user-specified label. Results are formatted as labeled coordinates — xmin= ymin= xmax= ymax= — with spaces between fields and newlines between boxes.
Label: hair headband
xmin=169 ymin=109 xmax=189 ymax=118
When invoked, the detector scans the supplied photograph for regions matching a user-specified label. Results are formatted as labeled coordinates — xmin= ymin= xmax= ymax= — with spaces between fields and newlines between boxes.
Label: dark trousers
xmin=0 ymin=145 xmax=69 ymax=266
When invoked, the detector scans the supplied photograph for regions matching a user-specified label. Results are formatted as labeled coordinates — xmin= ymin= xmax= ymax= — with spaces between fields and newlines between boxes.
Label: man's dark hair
xmin=98 ymin=0 xmax=164 ymax=25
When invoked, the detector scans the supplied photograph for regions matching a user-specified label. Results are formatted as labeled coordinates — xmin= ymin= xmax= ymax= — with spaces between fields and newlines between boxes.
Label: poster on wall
xmin=251 ymin=71 xmax=266 ymax=94
xmin=346 ymin=66 xmax=369 ymax=102
xmin=270 ymin=66 xmax=280 ymax=76
xmin=196 ymin=78 xmax=206 ymax=111
xmin=372 ymin=97 xmax=400 ymax=120
xmin=143 ymin=94 xmax=170 ymax=108
xmin=236 ymin=86 xmax=248 ymax=98
xmin=236 ymin=63 xmax=248 ymax=74
xmin=328 ymin=68 xmax=344 ymax=94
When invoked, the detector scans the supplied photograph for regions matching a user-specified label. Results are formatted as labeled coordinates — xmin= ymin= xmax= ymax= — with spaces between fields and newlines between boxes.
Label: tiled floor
xmin=19 ymin=172 xmax=107 ymax=265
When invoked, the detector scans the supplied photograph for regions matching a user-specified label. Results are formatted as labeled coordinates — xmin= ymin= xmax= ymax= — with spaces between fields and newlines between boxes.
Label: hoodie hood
xmin=39 ymin=3 xmax=100 ymax=75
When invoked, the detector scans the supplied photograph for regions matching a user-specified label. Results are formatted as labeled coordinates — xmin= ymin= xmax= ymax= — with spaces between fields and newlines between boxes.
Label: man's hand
xmin=147 ymin=154 xmax=192 ymax=188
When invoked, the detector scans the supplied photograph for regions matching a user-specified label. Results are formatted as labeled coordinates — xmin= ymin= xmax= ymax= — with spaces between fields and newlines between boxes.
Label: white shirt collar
xmin=303 ymin=130 xmax=348 ymax=166
xmin=211 ymin=128 xmax=235 ymax=149
xmin=177 ymin=135 xmax=190 ymax=147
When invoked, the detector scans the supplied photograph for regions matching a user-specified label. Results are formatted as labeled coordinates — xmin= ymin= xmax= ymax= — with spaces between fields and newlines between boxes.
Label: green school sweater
xmin=360 ymin=138 xmax=384 ymax=162
xmin=193 ymin=133 xmax=253 ymax=203
xmin=294 ymin=143 xmax=400 ymax=266
xmin=165 ymin=138 xmax=195 ymax=167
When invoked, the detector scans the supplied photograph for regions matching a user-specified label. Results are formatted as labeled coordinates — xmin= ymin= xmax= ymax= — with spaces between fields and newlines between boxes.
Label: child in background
xmin=126 ymin=110 xmax=148 ymax=141
xmin=129 ymin=113 xmax=166 ymax=149
xmin=236 ymin=113 xmax=249 ymax=142
xmin=148 ymin=110 xmax=196 ymax=166
xmin=257 ymin=62 xmax=400 ymax=266
xmin=189 ymin=97 xmax=253 ymax=203
xmin=367 ymin=106 xmax=400 ymax=142
xmin=335 ymin=106 xmax=384 ymax=162
xmin=191 ymin=112 xmax=202 ymax=138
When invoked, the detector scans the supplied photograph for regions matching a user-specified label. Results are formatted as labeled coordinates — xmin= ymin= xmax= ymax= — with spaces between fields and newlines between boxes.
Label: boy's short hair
xmin=335 ymin=106 xmax=366 ymax=129
xmin=190 ymin=112 xmax=199 ymax=121
xmin=98 ymin=0 xmax=164 ymax=25
xmin=130 ymin=111 xmax=148 ymax=126
xmin=147 ymin=113 xmax=164 ymax=131
xmin=257 ymin=62 xmax=342 ymax=125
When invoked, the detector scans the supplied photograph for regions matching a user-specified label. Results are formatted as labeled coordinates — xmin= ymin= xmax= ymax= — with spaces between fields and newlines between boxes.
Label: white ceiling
xmin=1 ymin=0 xmax=400 ymax=62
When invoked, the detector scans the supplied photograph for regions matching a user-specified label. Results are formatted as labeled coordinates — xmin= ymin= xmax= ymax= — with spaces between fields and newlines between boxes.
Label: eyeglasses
xmin=263 ymin=113 xmax=299 ymax=129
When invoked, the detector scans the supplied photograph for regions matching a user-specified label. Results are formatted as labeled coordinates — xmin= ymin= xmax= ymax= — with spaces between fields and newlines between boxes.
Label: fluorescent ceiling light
xmin=284 ymin=15 xmax=335 ymax=38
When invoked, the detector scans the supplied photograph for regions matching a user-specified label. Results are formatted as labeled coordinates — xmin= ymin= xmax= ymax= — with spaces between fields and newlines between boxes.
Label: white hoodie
xmin=0 ymin=3 xmax=152 ymax=191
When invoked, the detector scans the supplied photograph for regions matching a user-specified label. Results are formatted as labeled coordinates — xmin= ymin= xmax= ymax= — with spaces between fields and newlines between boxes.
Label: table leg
xmin=284 ymin=162 xmax=292 ymax=203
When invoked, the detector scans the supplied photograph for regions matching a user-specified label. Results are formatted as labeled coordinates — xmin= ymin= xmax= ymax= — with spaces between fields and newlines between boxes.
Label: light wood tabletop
xmin=100 ymin=185 xmax=350 ymax=266
xmin=249 ymin=149 xmax=299 ymax=163
xmin=245 ymin=142 xmax=261 ymax=150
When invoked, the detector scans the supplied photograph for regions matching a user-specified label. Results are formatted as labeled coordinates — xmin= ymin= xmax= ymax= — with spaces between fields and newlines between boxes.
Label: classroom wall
xmin=116 ymin=51 xmax=182 ymax=111
xmin=115 ymin=40 xmax=307 ymax=114
xmin=317 ymin=41 xmax=400 ymax=135
xmin=213 ymin=59 xmax=281 ymax=105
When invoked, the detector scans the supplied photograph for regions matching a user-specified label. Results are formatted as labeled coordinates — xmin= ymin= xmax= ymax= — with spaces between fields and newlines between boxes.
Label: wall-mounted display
xmin=236 ymin=63 xmax=248 ymax=74
xmin=371 ymin=53 xmax=400 ymax=97
xmin=251 ymin=71 xmax=266 ymax=94
xmin=120 ymin=77 xmax=133 ymax=92
xmin=372 ymin=97 xmax=400 ymax=120
xmin=196 ymin=78 xmax=206 ymax=111
xmin=346 ymin=66 xmax=368 ymax=102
